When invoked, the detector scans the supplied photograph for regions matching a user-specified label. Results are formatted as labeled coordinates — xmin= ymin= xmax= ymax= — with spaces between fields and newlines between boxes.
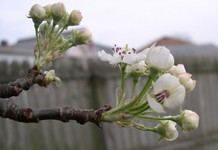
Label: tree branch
xmin=0 ymin=66 xmax=46 ymax=98
xmin=0 ymin=100 xmax=111 ymax=127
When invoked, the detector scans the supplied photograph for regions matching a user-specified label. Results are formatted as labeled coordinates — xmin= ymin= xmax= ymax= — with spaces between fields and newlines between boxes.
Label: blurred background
xmin=0 ymin=0 xmax=218 ymax=150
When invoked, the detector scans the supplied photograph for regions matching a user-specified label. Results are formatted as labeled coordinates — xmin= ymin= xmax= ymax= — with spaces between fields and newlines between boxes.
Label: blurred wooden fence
xmin=1 ymin=49 xmax=218 ymax=150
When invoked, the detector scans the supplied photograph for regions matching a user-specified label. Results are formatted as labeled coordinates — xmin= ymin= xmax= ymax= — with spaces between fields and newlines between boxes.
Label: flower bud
xmin=68 ymin=10 xmax=83 ymax=26
xmin=126 ymin=61 xmax=147 ymax=81
xmin=146 ymin=45 xmax=174 ymax=70
xmin=176 ymin=110 xmax=199 ymax=131
xmin=155 ymin=120 xmax=178 ymax=141
xmin=72 ymin=28 xmax=92 ymax=44
xmin=29 ymin=4 xmax=46 ymax=25
xmin=126 ymin=61 xmax=146 ymax=74
xmin=44 ymin=70 xmax=56 ymax=81
xmin=44 ymin=4 xmax=52 ymax=17
xmin=51 ymin=2 xmax=66 ymax=22
xmin=168 ymin=64 xmax=186 ymax=76
xmin=44 ymin=69 xmax=61 ymax=86
xmin=178 ymin=73 xmax=196 ymax=93
xmin=183 ymin=110 xmax=199 ymax=131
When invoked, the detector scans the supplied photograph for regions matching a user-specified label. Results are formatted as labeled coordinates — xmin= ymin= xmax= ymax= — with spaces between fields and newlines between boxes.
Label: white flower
xmin=180 ymin=110 xmax=199 ymax=131
xmin=169 ymin=64 xmax=196 ymax=93
xmin=155 ymin=120 xmax=178 ymax=141
xmin=147 ymin=73 xmax=185 ymax=113
xmin=125 ymin=61 xmax=147 ymax=74
xmin=168 ymin=64 xmax=186 ymax=76
xmin=145 ymin=45 xmax=174 ymax=70
xmin=97 ymin=45 xmax=148 ymax=65
xmin=178 ymin=73 xmax=196 ymax=93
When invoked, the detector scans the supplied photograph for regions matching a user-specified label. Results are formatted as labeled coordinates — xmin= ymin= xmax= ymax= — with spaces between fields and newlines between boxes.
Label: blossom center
xmin=112 ymin=44 xmax=136 ymax=60
xmin=155 ymin=90 xmax=170 ymax=103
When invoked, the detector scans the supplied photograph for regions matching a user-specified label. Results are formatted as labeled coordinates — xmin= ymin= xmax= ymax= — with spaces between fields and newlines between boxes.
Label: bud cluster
xmin=28 ymin=2 xmax=92 ymax=69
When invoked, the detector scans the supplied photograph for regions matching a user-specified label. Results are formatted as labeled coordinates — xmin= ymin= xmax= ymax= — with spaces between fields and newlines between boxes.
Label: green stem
xmin=55 ymin=24 xmax=67 ymax=40
xmin=132 ymin=122 xmax=152 ymax=131
xmin=104 ymin=97 xmax=137 ymax=115
xmin=137 ymin=76 xmax=153 ymax=102
xmin=117 ymin=63 xmax=126 ymax=106
xmin=48 ymin=23 xmax=56 ymax=46
xmin=131 ymin=79 xmax=138 ymax=98
xmin=129 ymin=103 xmax=150 ymax=116
xmin=144 ymin=127 xmax=157 ymax=132
xmin=136 ymin=115 xmax=173 ymax=121
xmin=34 ymin=24 xmax=41 ymax=68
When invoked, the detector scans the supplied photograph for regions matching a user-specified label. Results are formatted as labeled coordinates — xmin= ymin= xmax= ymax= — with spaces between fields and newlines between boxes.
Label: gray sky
xmin=0 ymin=0 xmax=218 ymax=48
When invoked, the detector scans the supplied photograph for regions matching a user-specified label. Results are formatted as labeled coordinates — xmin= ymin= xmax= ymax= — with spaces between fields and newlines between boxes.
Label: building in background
xmin=0 ymin=31 xmax=110 ymax=64
xmin=1 ymin=35 xmax=218 ymax=64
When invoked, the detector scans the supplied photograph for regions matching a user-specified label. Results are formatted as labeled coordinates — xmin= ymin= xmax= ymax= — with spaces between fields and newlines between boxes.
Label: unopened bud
xmin=155 ymin=120 xmax=178 ymax=141
xmin=29 ymin=4 xmax=46 ymax=25
xmin=178 ymin=73 xmax=196 ymax=93
xmin=182 ymin=110 xmax=199 ymax=131
xmin=169 ymin=64 xmax=186 ymax=76
xmin=72 ymin=28 xmax=92 ymax=44
xmin=68 ymin=10 xmax=83 ymax=26
xmin=44 ymin=4 xmax=52 ymax=17
xmin=51 ymin=2 xmax=66 ymax=22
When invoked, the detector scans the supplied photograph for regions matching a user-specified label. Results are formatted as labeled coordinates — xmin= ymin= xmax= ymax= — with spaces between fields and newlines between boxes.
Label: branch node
xmin=94 ymin=104 xmax=112 ymax=128
xmin=23 ymin=108 xmax=33 ymax=120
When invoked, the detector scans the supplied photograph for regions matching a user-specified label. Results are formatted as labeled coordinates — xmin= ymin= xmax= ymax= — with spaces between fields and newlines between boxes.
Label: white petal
xmin=166 ymin=120 xmax=178 ymax=141
xmin=136 ymin=48 xmax=149 ymax=61
xmin=123 ymin=53 xmax=138 ymax=64
xmin=107 ymin=53 xmax=121 ymax=64
xmin=125 ymin=61 xmax=146 ymax=73
xmin=164 ymin=85 xmax=185 ymax=109
xmin=109 ymin=57 xmax=121 ymax=65
xmin=169 ymin=64 xmax=186 ymax=76
xmin=164 ymin=53 xmax=174 ymax=69
xmin=146 ymin=46 xmax=174 ymax=70
xmin=153 ymin=74 xmax=180 ymax=93
xmin=97 ymin=50 xmax=113 ymax=61
xmin=147 ymin=94 xmax=166 ymax=113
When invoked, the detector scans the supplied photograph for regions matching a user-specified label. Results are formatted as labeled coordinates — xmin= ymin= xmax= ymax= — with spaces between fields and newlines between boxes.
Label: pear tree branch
xmin=0 ymin=66 xmax=47 ymax=98
xmin=0 ymin=99 xmax=111 ymax=127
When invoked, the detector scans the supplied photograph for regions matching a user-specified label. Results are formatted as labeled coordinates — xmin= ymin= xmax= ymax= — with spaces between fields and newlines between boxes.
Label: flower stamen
xmin=155 ymin=90 xmax=170 ymax=103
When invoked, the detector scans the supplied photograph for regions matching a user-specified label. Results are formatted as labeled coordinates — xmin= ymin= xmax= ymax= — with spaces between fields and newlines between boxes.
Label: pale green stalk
xmin=136 ymin=115 xmax=174 ymax=121
xmin=131 ymin=79 xmax=138 ymax=98
xmin=104 ymin=97 xmax=137 ymax=116
xmin=117 ymin=64 xmax=126 ymax=106
xmin=34 ymin=24 xmax=42 ymax=69
xmin=137 ymin=76 xmax=153 ymax=102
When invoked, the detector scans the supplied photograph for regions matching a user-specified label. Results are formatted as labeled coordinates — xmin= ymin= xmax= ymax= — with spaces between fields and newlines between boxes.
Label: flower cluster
xmin=99 ymin=44 xmax=199 ymax=141
xmin=29 ymin=3 xmax=92 ymax=70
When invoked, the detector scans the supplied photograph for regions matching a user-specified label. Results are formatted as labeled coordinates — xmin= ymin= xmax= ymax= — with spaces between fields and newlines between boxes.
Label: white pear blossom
xmin=147 ymin=73 xmax=185 ymax=113
xmin=125 ymin=61 xmax=147 ymax=74
xmin=97 ymin=45 xmax=148 ymax=65
xmin=145 ymin=45 xmax=174 ymax=70
xmin=169 ymin=64 xmax=196 ymax=93
xmin=168 ymin=64 xmax=186 ymax=76
xmin=178 ymin=73 xmax=196 ymax=93
xmin=180 ymin=110 xmax=199 ymax=131
xmin=155 ymin=120 xmax=178 ymax=141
